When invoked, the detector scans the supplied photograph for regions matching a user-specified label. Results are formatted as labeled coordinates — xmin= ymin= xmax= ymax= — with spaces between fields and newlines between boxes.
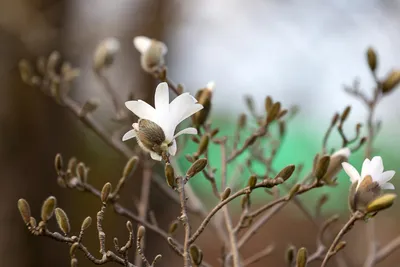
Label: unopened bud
xmin=123 ymin=156 xmax=138 ymax=178
xmin=133 ymin=36 xmax=167 ymax=72
xmin=314 ymin=155 xmax=331 ymax=180
xmin=126 ymin=221 xmax=133 ymax=232
xmin=168 ymin=220 xmax=179 ymax=235
xmin=186 ymin=158 xmax=207 ymax=178
xmin=247 ymin=175 xmax=257 ymax=189
xmin=275 ymin=165 xmax=295 ymax=181
xmin=55 ymin=208 xmax=70 ymax=234
xmin=366 ymin=47 xmax=377 ymax=72
xmin=382 ymin=70 xmax=400 ymax=94
xmin=41 ymin=196 xmax=57 ymax=222
xmin=340 ymin=106 xmax=351 ymax=123
xmin=137 ymin=225 xmax=145 ymax=240
xmin=296 ymin=247 xmax=308 ymax=267
xmin=164 ymin=163 xmax=176 ymax=188
xmin=17 ymin=199 xmax=31 ymax=224
xmin=189 ymin=244 xmax=203 ymax=266
xmin=220 ymin=187 xmax=231 ymax=201
xmin=70 ymin=258 xmax=78 ymax=267
xmin=29 ymin=217 xmax=37 ymax=228
xmin=93 ymin=37 xmax=120 ymax=71
xmin=136 ymin=119 xmax=165 ymax=155
xmin=18 ymin=59 xmax=34 ymax=84
xmin=76 ymin=162 xmax=86 ymax=183
xmin=334 ymin=241 xmax=347 ymax=253
xmin=47 ymin=51 xmax=61 ymax=75
xmin=70 ymin=242 xmax=79 ymax=256
xmin=367 ymin=193 xmax=397 ymax=213
xmin=331 ymin=113 xmax=340 ymax=126
xmin=285 ymin=245 xmax=296 ymax=265
xmin=197 ymin=135 xmax=209 ymax=156
xmin=238 ymin=113 xmax=247 ymax=128
xmin=81 ymin=216 xmax=92 ymax=231
xmin=266 ymin=102 xmax=281 ymax=123
xmin=55 ymin=153 xmax=63 ymax=173
xmin=101 ymin=182 xmax=112 ymax=203
xmin=265 ymin=96 xmax=273 ymax=112
xmin=192 ymin=82 xmax=214 ymax=128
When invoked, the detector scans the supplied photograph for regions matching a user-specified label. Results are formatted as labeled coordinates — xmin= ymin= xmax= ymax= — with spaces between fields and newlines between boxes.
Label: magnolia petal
xmin=342 ymin=162 xmax=361 ymax=183
xmin=154 ymin=82 xmax=169 ymax=115
xmin=174 ymin=127 xmax=198 ymax=139
xmin=370 ymin=156 xmax=384 ymax=180
xmin=332 ymin=147 xmax=351 ymax=158
xmin=361 ymin=158 xmax=371 ymax=179
xmin=169 ymin=93 xmax=203 ymax=126
xmin=169 ymin=140 xmax=177 ymax=156
xmin=133 ymin=36 xmax=152 ymax=54
xmin=159 ymin=41 xmax=168 ymax=55
xmin=125 ymin=100 xmax=156 ymax=121
xmin=381 ymin=182 xmax=395 ymax=190
xmin=150 ymin=152 xmax=162 ymax=161
xmin=378 ymin=170 xmax=396 ymax=185
xmin=122 ymin=130 xmax=136 ymax=141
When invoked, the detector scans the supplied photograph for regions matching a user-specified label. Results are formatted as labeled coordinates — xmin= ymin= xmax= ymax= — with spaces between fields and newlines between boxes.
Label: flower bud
xmin=164 ymin=163 xmax=176 ymax=188
xmin=247 ymin=175 xmax=257 ymax=189
xmin=123 ymin=156 xmax=138 ymax=178
xmin=275 ymin=165 xmax=295 ymax=181
xmin=168 ymin=220 xmax=179 ymax=235
xmin=41 ymin=196 xmax=57 ymax=222
xmin=266 ymin=102 xmax=281 ymax=123
xmin=189 ymin=244 xmax=203 ymax=266
xmin=137 ymin=225 xmax=145 ymax=240
xmin=186 ymin=159 xmax=208 ymax=178
xmin=18 ymin=59 xmax=34 ymax=84
xmin=133 ymin=36 xmax=167 ymax=72
xmin=81 ymin=216 xmax=92 ymax=231
xmin=18 ymin=199 xmax=31 ymax=224
xmin=220 ymin=187 xmax=231 ymax=201
xmin=349 ymin=175 xmax=381 ymax=212
xmin=296 ymin=247 xmax=307 ymax=267
xmin=135 ymin=119 xmax=166 ymax=155
xmin=314 ymin=155 xmax=330 ymax=180
xmin=367 ymin=193 xmax=397 ymax=213
xmin=93 ymin=37 xmax=120 ymax=71
xmin=366 ymin=47 xmax=377 ymax=72
xmin=101 ymin=182 xmax=112 ymax=203
xmin=192 ymin=82 xmax=214 ymax=128
xmin=382 ymin=70 xmax=400 ymax=94
xmin=55 ymin=208 xmax=70 ymax=234
xmin=322 ymin=148 xmax=350 ymax=183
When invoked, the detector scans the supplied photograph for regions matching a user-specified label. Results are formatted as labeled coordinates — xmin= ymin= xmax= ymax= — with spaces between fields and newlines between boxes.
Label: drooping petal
xmin=173 ymin=127 xmax=198 ymax=139
xmin=154 ymin=82 xmax=169 ymax=114
xmin=122 ymin=130 xmax=136 ymax=141
xmin=150 ymin=152 xmax=162 ymax=161
xmin=169 ymin=140 xmax=177 ymax=156
xmin=381 ymin=182 xmax=395 ymax=190
xmin=125 ymin=100 xmax=156 ymax=121
xmin=378 ymin=170 xmax=396 ymax=185
xmin=133 ymin=36 xmax=152 ymax=54
xmin=361 ymin=158 xmax=371 ymax=178
xmin=342 ymin=162 xmax=361 ymax=183
xmin=369 ymin=156 xmax=384 ymax=181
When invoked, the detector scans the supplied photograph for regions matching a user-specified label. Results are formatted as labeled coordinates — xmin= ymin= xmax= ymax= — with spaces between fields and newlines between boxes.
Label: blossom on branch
xmin=133 ymin=36 xmax=167 ymax=72
xmin=122 ymin=82 xmax=203 ymax=161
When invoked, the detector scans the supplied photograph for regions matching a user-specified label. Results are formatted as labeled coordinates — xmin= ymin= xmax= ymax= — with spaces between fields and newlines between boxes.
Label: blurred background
xmin=1 ymin=0 xmax=400 ymax=266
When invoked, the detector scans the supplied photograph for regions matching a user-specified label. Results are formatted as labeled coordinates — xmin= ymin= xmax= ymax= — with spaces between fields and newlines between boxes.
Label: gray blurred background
xmin=1 ymin=0 xmax=400 ymax=266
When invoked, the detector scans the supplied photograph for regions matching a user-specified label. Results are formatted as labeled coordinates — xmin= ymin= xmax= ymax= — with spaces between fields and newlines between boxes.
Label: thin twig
xmin=242 ymin=245 xmax=274 ymax=266
xmin=179 ymin=176 xmax=192 ymax=267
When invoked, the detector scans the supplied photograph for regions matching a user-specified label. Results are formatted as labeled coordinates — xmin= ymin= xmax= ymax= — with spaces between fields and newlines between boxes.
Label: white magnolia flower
xmin=133 ymin=36 xmax=167 ymax=72
xmin=342 ymin=156 xmax=395 ymax=190
xmin=123 ymin=82 xmax=203 ymax=161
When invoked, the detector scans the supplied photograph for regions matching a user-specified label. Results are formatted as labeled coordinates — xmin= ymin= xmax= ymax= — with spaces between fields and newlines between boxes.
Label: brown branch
xmin=243 ymin=244 xmax=274 ymax=266
xmin=374 ymin=235 xmax=400 ymax=264
xmin=178 ymin=176 xmax=192 ymax=267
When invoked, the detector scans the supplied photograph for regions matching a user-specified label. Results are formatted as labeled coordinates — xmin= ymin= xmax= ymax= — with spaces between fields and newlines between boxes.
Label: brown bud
xmin=366 ymin=47 xmax=377 ymax=72
xmin=55 ymin=153 xmax=63 ymax=173
xmin=193 ymin=85 xmax=213 ymax=127
xmin=164 ymin=163 xmax=176 ymax=188
xmin=186 ymin=158 xmax=208 ymax=178
xmin=136 ymin=119 xmax=166 ymax=154
xmin=334 ymin=241 xmax=347 ymax=253
xmin=101 ymin=182 xmax=112 ymax=203
xmin=197 ymin=135 xmax=209 ymax=156
xmin=70 ymin=242 xmax=79 ymax=256
xmin=185 ymin=154 xmax=195 ymax=163
xmin=137 ymin=225 xmax=145 ymax=240
xmin=247 ymin=175 xmax=257 ymax=189
xmin=348 ymin=182 xmax=358 ymax=213
xmin=190 ymin=244 xmax=203 ymax=266
xmin=275 ymin=165 xmax=295 ymax=181
xmin=367 ymin=193 xmax=397 ymax=213
xmin=296 ymin=247 xmax=307 ymax=267
xmin=138 ymin=39 xmax=167 ymax=72
xmin=266 ymin=102 xmax=281 ymax=123
xmin=220 ymin=187 xmax=231 ymax=201
xmin=80 ymin=99 xmax=100 ymax=117
xmin=265 ymin=96 xmax=273 ymax=112
xmin=314 ymin=155 xmax=331 ymax=180
xmin=123 ymin=156 xmax=138 ymax=178
xmin=19 ymin=59 xmax=34 ymax=84
xmin=382 ymin=70 xmax=400 ymax=94
xmin=76 ymin=162 xmax=87 ymax=183
xmin=41 ymin=196 xmax=57 ymax=222
xmin=285 ymin=245 xmax=296 ymax=265
xmin=340 ymin=106 xmax=351 ymax=123
xmin=238 ymin=113 xmax=247 ymax=128
xmin=81 ymin=216 xmax=92 ymax=231
xmin=279 ymin=121 xmax=286 ymax=137
xmin=67 ymin=157 xmax=77 ymax=174
xmin=277 ymin=109 xmax=288 ymax=119
xmin=210 ymin=128 xmax=219 ymax=138
xmin=191 ymin=136 xmax=200 ymax=143
xmin=331 ymin=113 xmax=340 ymax=126
xmin=70 ymin=258 xmax=78 ymax=267
xmin=17 ymin=199 xmax=31 ymax=224
xmin=288 ymin=184 xmax=301 ymax=200
xmin=55 ymin=208 xmax=70 ymax=234
xmin=126 ymin=221 xmax=133 ymax=232
xmin=168 ymin=220 xmax=179 ymax=235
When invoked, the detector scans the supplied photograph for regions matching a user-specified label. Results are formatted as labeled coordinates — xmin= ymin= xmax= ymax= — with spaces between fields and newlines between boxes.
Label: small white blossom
xmin=133 ymin=36 xmax=167 ymax=72
xmin=93 ymin=37 xmax=120 ymax=70
xmin=342 ymin=156 xmax=395 ymax=190
xmin=123 ymin=82 xmax=203 ymax=161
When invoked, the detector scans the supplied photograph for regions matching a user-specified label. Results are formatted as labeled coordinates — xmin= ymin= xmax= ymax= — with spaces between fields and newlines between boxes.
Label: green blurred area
xmin=178 ymin=115 xmax=399 ymax=215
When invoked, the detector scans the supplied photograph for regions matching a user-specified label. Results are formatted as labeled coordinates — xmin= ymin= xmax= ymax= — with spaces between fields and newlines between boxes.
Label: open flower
xmin=342 ymin=156 xmax=396 ymax=212
xmin=133 ymin=36 xmax=167 ymax=72
xmin=122 ymin=82 xmax=203 ymax=161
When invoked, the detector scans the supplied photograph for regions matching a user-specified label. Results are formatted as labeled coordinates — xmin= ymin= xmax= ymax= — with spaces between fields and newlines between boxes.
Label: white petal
xmin=361 ymin=158 xmax=371 ymax=178
xmin=342 ymin=162 xmax=361 ymax=183
xmin=150 ymin=152 xmax=162 ymax=161
xmin=125 ymin=100 xmax=156 ymax=121
xmin=378 ymin=170 xmax=395 ymax=185
xmin=381 ymin=182 xmax=395 ymax=190
xmin=159 ymin=41 xmax=168 ymax=55
xmin=154 ymin=82 xmax=169 ymax=114
xmin=169 ymin=140 xmax=177 ymax=156
xmin=122 ymin=130 xmax=136 ymax=141
xmin=369 ymin=156 xmax=384 ymax=181
xmin=174 ymin=127 xmax=198 ymax=139
xmin=133 ymin=36 xmax=152 ymax=54
xmin=169 ymin=93 xmax=203 ymax=126
xmin=332 ymin=147 xmax=351 ymax=158
xmin=104 ymin=37 xmax=120 ymax=54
